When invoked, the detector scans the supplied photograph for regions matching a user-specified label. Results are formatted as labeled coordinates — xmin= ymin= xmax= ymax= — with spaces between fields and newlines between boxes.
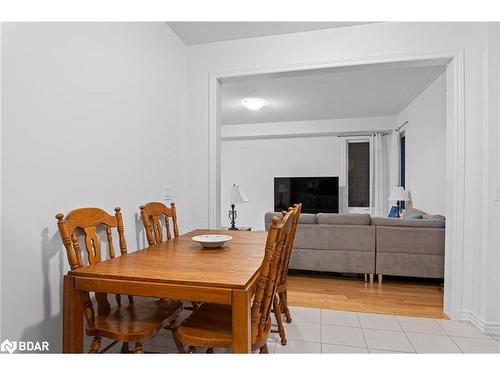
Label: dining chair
xmin=139 ymin=201 xmax=199 ymax=313
xmin=56 ymin=207 xmax=183 ymax=353
xmin=171 ymin=209 xmax=295 ymax=354
xmin=139 ymin=201 xmax=179 ymax=245
xmin=272 ymin=203 xmax=302 ymax=345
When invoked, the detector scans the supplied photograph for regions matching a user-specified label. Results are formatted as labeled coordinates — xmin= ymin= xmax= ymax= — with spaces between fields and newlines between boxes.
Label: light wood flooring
xmin=287 ymin=273 xmax=447 ymax=319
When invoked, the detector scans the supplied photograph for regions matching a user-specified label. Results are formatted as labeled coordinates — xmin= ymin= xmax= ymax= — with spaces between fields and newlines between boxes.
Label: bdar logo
xmin=1 ymin=339 xmax=17 ymax=354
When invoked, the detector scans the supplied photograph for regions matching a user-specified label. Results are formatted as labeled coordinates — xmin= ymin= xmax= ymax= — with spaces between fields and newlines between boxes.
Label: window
xmin=347 ymin=141 xmax=370 ymax=208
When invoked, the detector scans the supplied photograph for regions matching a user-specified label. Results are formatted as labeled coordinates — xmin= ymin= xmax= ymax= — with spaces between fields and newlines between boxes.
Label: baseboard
xmin=461 ymin=310 xmax=500 ymax=336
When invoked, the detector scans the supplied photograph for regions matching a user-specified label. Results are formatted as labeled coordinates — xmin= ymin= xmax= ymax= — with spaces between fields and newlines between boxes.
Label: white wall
xmin=220 ymin=116 xmax=395 ymax=229
xmin=221 ymin=136 xmax=342 ymax=230
xmin=481 ymin=22 xmax=500 ymax=332
xmin=0 ymin=23 xmax=187 ymax=351
xmin=0 ymin=24 xmax=3 ymax=341
xmin=185 ymin=22 xmax=497 ymax=329
xmin=397 ymin=73 xmax=447 ymax=215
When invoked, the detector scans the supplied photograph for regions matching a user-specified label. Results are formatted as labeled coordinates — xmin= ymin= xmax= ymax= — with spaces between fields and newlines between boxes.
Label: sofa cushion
xmin=294 ymin=224 xmax=375 ymax=252
xmin=376 ymin=226 xmax=445 ymax=255
xmin=264 ymin=211 xmax=316 ymax=230
xmin=376 ymin=253 xmax=444 ymax=278
xmin=290 ymin=248 xmax=375 ymax=273
xmin=298 ymin=213 xmax=317 ymax=224
xmin=371 ymin=217 xmax=445 ymax=228
xmin=316 ymin=213 xmax=371 ymax=226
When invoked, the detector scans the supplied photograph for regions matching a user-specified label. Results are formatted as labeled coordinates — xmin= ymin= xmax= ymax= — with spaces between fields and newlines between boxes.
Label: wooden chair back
xmin=56 ymin=207 xmax=128 ymax=323
xmin=140 ymin=202 xmax=179 ymax=245
xmin=277 ymin=203 xmax=302 ymax=287
xmin=56 ymin=207 xmax=127 ymax=269
xmin=251 ymin=209 xmax=294 ymax=340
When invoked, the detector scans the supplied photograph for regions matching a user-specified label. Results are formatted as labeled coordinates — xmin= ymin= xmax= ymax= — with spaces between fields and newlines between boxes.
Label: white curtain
xmin=372 ymin=133 xmax=390 ymax=216
xmin=388 ymin=128 xmax=401 ymax=194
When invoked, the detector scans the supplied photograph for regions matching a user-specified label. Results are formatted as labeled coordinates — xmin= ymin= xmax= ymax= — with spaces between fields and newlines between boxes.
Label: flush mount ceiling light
xmin=241 ymin=98 xmax=268 ymax=111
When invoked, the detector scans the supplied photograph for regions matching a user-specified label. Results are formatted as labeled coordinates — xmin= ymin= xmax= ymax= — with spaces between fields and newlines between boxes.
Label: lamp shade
xmin=388 ymin=186 xmax=409 ymax=201
xmin=230 ymin=184 xmax=249 ymax=205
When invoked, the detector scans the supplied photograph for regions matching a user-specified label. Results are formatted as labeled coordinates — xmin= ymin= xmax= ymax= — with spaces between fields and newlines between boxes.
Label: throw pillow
xmin=406 ymin=213 xmax=424 ymax=220
xmin=403 ymin=207 xmax=426 ymax=219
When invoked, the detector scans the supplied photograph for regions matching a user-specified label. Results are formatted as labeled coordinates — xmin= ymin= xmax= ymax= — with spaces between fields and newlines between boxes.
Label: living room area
xmin=220 ymin=60 xmax=448 ymax=319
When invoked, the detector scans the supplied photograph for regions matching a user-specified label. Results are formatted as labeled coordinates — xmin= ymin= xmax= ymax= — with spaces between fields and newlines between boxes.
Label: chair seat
xmin=87 ymin=299 xmax=183 ymax=342
xmin=176 ymin=303 xmax=270 ymax=350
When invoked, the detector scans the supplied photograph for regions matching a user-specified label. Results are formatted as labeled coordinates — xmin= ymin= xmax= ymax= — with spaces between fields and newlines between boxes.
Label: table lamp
xmin=388 ymin=186 xmax=410 ymax=218
xmin=228 ymin=184 xmax=249 ymax=230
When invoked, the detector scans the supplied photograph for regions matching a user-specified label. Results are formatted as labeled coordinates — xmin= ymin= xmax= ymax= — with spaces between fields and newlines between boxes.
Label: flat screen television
xmin=274 ymin=177 xmax=339 ymax=214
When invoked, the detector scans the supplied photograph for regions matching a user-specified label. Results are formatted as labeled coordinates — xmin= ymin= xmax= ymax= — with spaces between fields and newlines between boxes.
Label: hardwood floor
xmin=287 ymin=273 xmax=447 ymax=319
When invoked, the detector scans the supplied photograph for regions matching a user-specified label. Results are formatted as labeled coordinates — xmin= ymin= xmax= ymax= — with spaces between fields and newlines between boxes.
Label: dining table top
xmin=69 ymin=229 xmax=268 ymax=289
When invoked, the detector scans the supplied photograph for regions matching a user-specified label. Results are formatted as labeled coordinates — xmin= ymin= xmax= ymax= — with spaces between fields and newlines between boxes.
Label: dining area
xmin=59 ymin=201 xmax=301 ymax=354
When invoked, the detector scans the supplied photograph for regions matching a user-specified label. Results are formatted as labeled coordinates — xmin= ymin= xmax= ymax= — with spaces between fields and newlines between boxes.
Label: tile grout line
xmin=318 ymin=321 xmax=359 ymax=328
xmin=352 ymin=326 xmax=403 ymax=332
xmin=428 ymin=318 xmax=448 ymax=336
xmin=356 ymin=312 xmax=369 ymax=351
xmin=320 ymin=308 xmax=323 ymax=353
xmin=434 ymin=319 xmax=454 ymax=340
xmin=446 ymin=334 xmax=495 ymax=340
xmin=449 ymin=335 xmax=500 ymax=353
xmin=359 ymin=313 xmax=416 ymax=353
xmin=448 ymin=336 xmax=464 ymax=353
xmin=402 ymin=318 xmax=464 ymax=353
xmin=397 ymin=315 xmax=449 ymax=336
xmin=322 ymin=343 xmax=371 ymax=353
xmin=434 ymin=318 xmax=495 ymax=341
xmin=400 ymin=331 xmax=449 ymax=337
xmin=280 ymin=338 xmax=323 ymax=344
xmin=395 ymin=316 xmax=417 ymax=353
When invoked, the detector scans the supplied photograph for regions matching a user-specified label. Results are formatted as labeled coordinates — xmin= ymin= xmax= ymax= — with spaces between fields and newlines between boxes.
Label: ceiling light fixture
xmin=241 ymin=98 xmax=268 ymax=111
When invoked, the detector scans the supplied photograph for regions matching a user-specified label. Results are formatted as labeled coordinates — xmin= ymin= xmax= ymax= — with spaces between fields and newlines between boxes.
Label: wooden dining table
xmin=63 ymin=229 xmax=268 ymax=353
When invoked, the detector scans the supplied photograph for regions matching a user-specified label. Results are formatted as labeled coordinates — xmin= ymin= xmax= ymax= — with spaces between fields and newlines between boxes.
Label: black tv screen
xmin=274 ymin=177 xmax=339 ymax=214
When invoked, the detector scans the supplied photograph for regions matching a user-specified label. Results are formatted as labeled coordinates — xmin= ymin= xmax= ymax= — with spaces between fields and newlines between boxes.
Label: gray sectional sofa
xmin=264 ymin=211 xmax=445 ymax=281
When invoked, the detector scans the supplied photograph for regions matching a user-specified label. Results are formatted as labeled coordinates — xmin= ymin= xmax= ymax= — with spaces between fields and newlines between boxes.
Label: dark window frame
xmin=400 ymin=133 xmax=406 ymax=209
xmin=347 ymin=140 xmax=371 ymax=208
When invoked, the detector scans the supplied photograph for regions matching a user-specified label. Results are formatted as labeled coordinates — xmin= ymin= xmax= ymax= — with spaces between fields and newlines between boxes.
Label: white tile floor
xmin=92 ymin=306 xmax=500 ymax=354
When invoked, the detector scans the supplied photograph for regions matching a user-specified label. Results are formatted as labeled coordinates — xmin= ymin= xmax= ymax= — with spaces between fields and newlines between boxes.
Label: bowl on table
xmin=191 ymin=234 xmax=233 ymax=249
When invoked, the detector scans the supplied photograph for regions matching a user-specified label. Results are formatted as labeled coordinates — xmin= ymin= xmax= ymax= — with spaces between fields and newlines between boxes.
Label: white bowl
xmin=192 ymin=234 xmax=233 ymax=249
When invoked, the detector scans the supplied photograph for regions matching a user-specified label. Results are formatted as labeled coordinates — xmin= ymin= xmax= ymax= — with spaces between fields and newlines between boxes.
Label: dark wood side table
xmin=221 ymin=226 xmax=252 ymax=231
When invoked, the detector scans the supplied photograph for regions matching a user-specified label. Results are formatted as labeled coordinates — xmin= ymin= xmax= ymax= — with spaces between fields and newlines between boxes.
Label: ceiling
xmin=220 ymin=62 xmax=447 ymax=125
xmin=167 ymin=22 xmax=371 ymax=45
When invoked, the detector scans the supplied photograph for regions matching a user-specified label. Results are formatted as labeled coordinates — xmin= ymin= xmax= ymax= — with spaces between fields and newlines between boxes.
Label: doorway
xmin=208 ymin=52 xmax=465 ymax=320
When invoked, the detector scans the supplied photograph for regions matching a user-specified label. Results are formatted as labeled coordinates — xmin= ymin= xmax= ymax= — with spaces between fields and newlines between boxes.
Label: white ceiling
xmin=220 ymin=62 xmax=447 ymax=125
xmin=167 ymin=22 xmax=371 ymax=45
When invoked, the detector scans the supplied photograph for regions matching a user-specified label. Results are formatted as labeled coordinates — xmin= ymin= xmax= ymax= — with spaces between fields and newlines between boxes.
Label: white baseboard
xmin=461 ymin=310 xmax=500 ymax=336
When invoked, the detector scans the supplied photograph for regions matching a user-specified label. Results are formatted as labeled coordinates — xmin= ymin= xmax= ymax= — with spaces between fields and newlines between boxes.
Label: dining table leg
xmin=231 ymin=289 xmax=251 ymax=353
xmin=63 ymin=275 xmax=84 ymax=353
